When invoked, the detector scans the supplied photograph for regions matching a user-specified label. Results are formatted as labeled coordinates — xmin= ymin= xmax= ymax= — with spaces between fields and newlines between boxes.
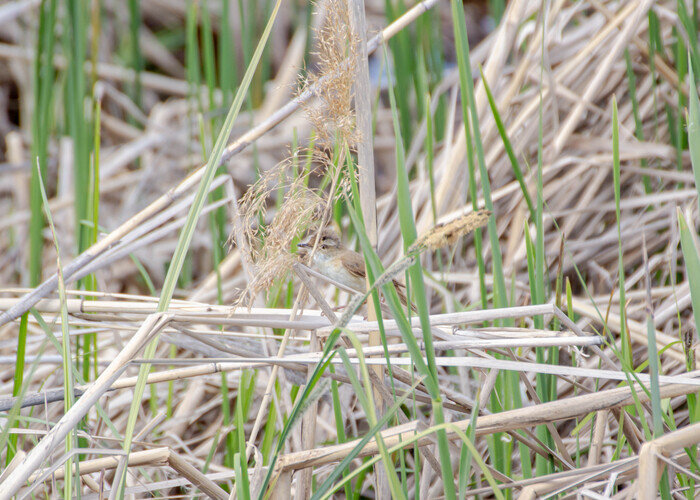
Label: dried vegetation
xmin=0 ymin=0 xmax=699 ymax=498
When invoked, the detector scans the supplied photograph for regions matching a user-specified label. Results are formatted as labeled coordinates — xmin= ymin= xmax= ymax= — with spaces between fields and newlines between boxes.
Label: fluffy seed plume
xmin=410 ymin=209 xmax=492 ymax=253
xmin=300 ymin=0 xmax=359 ymax=147
xmin=235 ymin=160 xmax=326 ymax=307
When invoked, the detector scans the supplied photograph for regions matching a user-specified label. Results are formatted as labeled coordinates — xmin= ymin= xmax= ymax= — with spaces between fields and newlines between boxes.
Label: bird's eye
xmin=320 ymin=244 xmax=327 ymax=250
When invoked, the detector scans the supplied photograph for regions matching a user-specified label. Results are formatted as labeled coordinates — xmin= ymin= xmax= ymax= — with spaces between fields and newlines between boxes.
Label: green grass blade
xmin=382 ymin=41 xmax=457 ymax=499
xmin=384 ymin=0 xmax=414 ymax=144
xmin=8 ymin=0 xmax=58 ymax=466
xmin=646 ymin=310 xmax=664 ymax=438
xmin=0 ymin=336 xmax=50 ymax=460
xmin=36 ymin=161 xmax=76 ymax=498
xmin=328 ymin=365 xmax=352 ymax=499
xmin=233 ymin=452 xmax=250 ymax=498
xmin=534 ymin=5 xmax=553 ymax=474
xmin=127 ymin=0 xmax=142 ymax=109
xmin=488 ymin=0 xmax=505 ymax=23
xmin=458 ymin=395 xmax=481 ymax=497
xmin=64 ymin=0 xmax=91 ymax=254
xmin=678 ymin=0 xmax=700 ymax=77
xmin=449 ymin=423 xmax=505 ymax=500
xmin=687 ymin=55 xmax=700 ymax=202
xmin=114 ymin=3 xmax=282 ymax=497
xmin=678 ymin=211 xmax=700 ymax=350
xmin=219 ymin=0 xmax=237 ymax=102
xmin=648 ymin=10 xmax=661 ymax=139
xmin=425 ymin=93 xmax=438 ymax=223
xmin=624 ymin=49 xmax=650 ymax=193
xmin=201 ymin=0 xmax=217 ymax=114
xmin=480 ymin=66 xmax=534 ymax=216
xmin=612 ymin=97 xmax=631 ymax=366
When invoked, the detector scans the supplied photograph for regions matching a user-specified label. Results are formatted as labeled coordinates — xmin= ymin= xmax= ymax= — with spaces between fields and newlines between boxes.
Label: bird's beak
xmin=297 ymin=242 xmax=311 ymax=256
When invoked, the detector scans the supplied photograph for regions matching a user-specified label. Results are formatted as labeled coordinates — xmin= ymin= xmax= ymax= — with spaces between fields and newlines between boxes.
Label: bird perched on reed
xmin=297 ymin=227 xmax=413 ymax=309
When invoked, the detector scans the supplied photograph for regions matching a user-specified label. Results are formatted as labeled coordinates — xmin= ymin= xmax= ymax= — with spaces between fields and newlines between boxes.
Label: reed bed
xmin=1 ymin=0 xmax=699 ymax=498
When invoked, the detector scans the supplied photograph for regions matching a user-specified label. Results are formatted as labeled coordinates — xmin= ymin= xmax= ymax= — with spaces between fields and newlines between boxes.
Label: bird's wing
xmin=341 ymin=252 xmax=367 ymax=280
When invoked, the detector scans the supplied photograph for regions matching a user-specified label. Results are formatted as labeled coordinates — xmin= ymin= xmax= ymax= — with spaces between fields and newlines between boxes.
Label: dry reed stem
xmin=0 ymin=314 xmax=172 ymax=498
xmin=347 ymin=0 xmax=385 ymax=493
xmin=274 ymin=381 xmax=697 ymax=473
xmin=637 ymin=421 xmax=700 ymax=500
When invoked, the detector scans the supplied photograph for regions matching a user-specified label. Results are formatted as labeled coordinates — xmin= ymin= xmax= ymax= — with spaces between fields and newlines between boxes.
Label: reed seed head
xmin=410 ymin=209 xmax=492 ymax=253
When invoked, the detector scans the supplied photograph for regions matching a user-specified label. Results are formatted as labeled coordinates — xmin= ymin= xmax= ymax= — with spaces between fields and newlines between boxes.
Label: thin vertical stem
xmin=350 ymin=1 xmax=386 ymax=496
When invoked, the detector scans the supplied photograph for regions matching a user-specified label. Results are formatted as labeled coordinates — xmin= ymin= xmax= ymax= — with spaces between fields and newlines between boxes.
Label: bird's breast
xmin=310 ymin=254 xmax=366 ymax=292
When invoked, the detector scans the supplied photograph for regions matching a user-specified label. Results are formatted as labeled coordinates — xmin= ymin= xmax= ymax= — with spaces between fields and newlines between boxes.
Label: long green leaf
xmin=480 ymin=66 xmax=534 ymax=217
xmin=114 ymin=3 xmax=282 ymax=497
xmin=679 ymin=211 xmax=700 ymax=350
xmin=687 ymin=55 xmax=700 ymax=202
xmin=612 ymin=97 xmax=630 ymax=366
xmin=382 ymin=40 xmax=456 ymax=499
xmin=450 ymin=0 xmax=487 ymax=310
xmin=450 ymin=0 xmax=506 ymax=311
xmin=37 ymin=161 xmax=76 ymax=499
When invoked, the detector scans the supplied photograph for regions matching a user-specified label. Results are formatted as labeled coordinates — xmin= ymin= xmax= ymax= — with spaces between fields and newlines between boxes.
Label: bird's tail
xmin=392 ymin=279 xmax=418 ymax=313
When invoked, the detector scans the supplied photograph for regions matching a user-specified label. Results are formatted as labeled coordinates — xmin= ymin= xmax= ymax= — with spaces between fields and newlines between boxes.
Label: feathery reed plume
xmin=234 ymin=154 xmax=324 ymax=306
xmin=233 ymin=0 xmax=361 ymax=308
xmin=234 ymin=149 xmax=351 ymax=307
xmin=300 ymin=0 xmax=359 ymax=147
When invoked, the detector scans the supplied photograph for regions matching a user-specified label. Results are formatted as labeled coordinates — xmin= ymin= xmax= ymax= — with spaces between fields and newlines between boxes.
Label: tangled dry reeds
xmin=0 ymin=0 xmax=700 ymax=498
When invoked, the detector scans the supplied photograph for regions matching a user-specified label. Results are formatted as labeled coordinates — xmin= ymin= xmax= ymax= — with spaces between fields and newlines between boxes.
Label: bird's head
xmin=297 ymin=227 xmax=342 ymax=258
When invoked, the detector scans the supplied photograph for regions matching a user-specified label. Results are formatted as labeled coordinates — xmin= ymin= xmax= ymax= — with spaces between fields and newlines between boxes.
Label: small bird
xmin=297 ymin=227 xmax=412 ymax=308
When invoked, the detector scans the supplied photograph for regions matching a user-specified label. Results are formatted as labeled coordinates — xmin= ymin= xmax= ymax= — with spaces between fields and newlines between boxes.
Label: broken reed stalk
xmin=637 ymin=421 xmax=700 ymax=500
xmin=26 ymin=447 xmax=228 ymax=500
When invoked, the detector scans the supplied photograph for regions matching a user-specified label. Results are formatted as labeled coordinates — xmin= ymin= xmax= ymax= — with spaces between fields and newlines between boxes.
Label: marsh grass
xmin=7 ymin=0 xmax=58 ymax=468
xmin=2 ymin=0 xmax=700 ymax=498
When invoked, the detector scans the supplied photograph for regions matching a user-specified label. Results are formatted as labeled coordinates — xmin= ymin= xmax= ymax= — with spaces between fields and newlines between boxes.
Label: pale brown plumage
xmin=297 ymin=228 xmax=413 ymax=309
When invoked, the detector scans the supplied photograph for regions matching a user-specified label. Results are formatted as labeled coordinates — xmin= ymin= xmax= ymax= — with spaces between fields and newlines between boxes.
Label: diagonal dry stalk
xmin=0 ymin=313 xmax=172 ymax=498
xmin=272 ymin=380 xmax=699 ymax=472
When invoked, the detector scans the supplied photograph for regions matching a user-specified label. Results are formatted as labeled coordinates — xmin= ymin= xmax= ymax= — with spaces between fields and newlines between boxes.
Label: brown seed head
xmin=410 ymin=209 xmax=492 ymax=253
